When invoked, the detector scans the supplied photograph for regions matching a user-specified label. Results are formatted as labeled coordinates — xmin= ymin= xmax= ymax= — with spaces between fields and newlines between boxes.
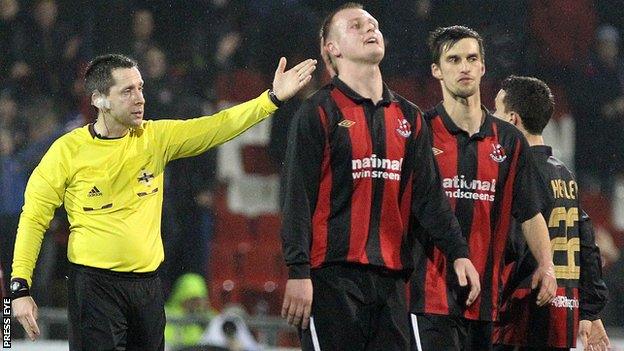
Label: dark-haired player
xmin=408 ymin=26 xmax=557 ymax=351
xmin=492 ymin=75 xmax=609 ymax=351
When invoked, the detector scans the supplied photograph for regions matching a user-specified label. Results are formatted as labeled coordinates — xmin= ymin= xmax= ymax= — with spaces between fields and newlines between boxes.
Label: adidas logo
xmin=87 ymin=186 xmax=103 ymax=197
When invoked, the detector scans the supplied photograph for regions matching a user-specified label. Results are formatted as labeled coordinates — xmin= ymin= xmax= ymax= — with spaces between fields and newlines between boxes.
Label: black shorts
xmin=410 ymin=313 xmax=492 ymax=351
xmin=300 ymin=264 xmax=409 ymax=351
xmin=67 ymin=263 xmax=165 ymax=351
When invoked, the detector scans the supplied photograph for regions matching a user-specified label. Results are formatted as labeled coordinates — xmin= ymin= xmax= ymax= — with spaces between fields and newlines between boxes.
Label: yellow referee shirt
xmin=12 ymin=91 xmax=277 ymax=286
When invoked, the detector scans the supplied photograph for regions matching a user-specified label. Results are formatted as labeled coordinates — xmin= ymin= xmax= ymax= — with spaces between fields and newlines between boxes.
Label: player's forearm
xmin=521 ymin=213 xmax=554 ymax=267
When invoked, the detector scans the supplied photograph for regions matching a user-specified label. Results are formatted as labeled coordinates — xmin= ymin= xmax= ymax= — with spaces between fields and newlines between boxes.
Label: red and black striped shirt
xmin=409 ymin=103 xmax=539 ymax=321
xmin=493 ymin=145 xmax=608 ymax=348
xmin=281 ymin=78 xmax=468 ymax=279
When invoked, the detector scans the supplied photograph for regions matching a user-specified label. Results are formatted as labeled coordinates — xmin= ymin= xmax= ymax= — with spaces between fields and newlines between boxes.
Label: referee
xmin=9 ymin=53 xmax=316 ymax=350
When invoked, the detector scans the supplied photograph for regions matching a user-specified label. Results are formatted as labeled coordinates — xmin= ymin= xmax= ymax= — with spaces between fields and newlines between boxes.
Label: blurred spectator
xmin=185 ymin=0 xmax=250 ymax=99
xmin=131 ymin=8 xmax=158 ymax=64
xmin=143 ymin=46 xmax=179 ymax=119
xmin=0 ymin=0 xmax=32 ymax=93
xmin=0 ymin=94 xmax=62 ymax=294
xmin=25 ymin=0 xmax=82 ymax=109
xmin=528 ymin=0 xmax=596 ymax=83
xmin=0 ymin=90 xmax=28 ymax=148
xmin=165 ymin=273 xmax=218 ymax=350
xmin=201 ymin=304 xmax=261 ymax=351
xmin=571 ymin=25 xmax=624 ymax=193
xmin=0 ymin=91 xmax=27 ymax=292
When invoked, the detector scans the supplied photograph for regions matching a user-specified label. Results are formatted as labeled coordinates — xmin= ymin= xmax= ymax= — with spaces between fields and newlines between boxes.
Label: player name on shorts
xmin=550 ymin=295 xmax=579 ymax=310
xmin=442 ymin=175 xmax=497 ymax=202
xmin=352 ymin=154 xmax=403 ymax=181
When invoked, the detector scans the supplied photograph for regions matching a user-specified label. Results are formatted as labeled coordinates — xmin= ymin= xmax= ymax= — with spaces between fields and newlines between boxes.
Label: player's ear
xmin=431 ymin=63 xmax=442 ymax=80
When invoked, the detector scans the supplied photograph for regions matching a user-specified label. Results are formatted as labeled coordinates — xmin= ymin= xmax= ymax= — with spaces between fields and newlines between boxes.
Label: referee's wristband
xmin=9 ymin=278 xmax=31 ymax=299
xmin=268 ymin=89 xmax=284 ymax=107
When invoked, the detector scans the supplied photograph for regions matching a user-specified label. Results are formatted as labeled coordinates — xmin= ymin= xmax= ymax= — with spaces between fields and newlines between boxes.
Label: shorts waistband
xmin=315 ymin=262 xmax=408 ymax=279
xmin=69 ymin=263 xmax=158 ymax=279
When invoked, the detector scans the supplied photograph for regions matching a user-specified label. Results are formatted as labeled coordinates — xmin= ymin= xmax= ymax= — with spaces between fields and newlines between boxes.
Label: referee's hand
xmin=271 ymin=57 xmax=317 ymax=102
xmin=12 ymin=296 xmax=40 ymax=341
xmin=282 ymin=278 xmax=313 ymax=329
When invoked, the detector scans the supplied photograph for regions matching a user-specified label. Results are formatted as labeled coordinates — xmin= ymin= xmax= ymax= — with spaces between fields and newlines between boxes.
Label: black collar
xmin=530 ymin=144 xmax=553 ymax=156
xmin=331 ymin=76 xmax=396 ymax=106
xmin=435 ymin=102 xmax=494 ymax=138
xmin=88 ymin=123 xmax=125 ymax=140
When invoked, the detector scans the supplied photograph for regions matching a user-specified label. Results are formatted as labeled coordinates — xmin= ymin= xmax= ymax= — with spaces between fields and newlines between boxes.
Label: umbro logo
xmin=87 ymin=186 xmax=103 ymax=197
xmin=432 ymin=147 xmax=443 ymax=156
xmin=338 ymin=119 xmax=356 ymax=128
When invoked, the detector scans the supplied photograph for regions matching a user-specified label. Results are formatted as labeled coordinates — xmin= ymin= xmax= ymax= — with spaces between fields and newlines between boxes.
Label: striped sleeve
xmin=280 ymin=98 xmax=326 ymax=279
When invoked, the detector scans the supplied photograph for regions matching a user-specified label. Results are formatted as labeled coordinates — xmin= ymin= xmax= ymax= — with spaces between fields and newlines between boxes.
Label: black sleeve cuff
xmin=288 ymin=264 xmax=311 ymax=279
xmin=579 ymin=311 xmax=600 ymax=321
xmin=447 ymin=245 xmax=470 ymax=264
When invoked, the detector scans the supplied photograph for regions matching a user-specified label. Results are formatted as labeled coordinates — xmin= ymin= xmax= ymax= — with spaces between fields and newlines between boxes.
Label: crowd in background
xmin=1 ymin=0 xmax=624 ymax=348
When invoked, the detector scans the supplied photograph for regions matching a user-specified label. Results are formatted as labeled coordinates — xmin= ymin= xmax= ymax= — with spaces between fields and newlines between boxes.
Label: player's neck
xmin=442 ymin=92 xmax=483 ymax=136
xmin=93 ymin=114 xmax=129 ymax=138
xmin=337 ymin=63 xmax=383 ymax=104
xmin=524 ymin=133 xmax=544 ymax=146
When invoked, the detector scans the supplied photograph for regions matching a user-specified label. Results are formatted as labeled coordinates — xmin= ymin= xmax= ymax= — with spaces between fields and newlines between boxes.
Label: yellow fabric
xmin=13 ymin=91 xmax=277 ymax=286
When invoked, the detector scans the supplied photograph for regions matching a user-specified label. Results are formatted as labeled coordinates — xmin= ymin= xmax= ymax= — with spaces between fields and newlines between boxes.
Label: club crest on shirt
xmin=396 ymin=118 xmax=411 ymax=138
xmin=490 ymin=143 xmax=507 ymax=163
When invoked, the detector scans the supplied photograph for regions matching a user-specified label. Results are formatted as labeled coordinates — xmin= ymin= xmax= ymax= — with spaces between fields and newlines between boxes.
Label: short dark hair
xmin=319 ymin=2 xmax=363 ymax=75
xmin=500 ymin=75 xmax=555 ymax=135
xmin=84 ymin=54 xmax=138 ymax=95
xmin=428 ymin=25 xmax=485 ymax=65
xmin=319 ymin=2 xmax=363 ymax=43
